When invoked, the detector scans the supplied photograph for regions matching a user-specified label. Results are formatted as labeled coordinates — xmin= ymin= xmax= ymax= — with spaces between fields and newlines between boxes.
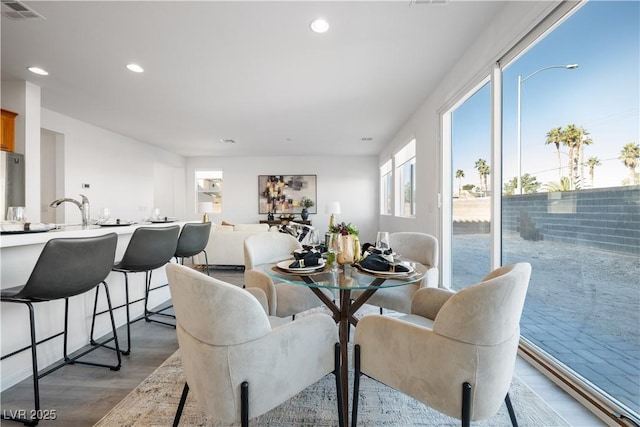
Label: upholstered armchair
xmin=244 ymin=232 xmax=333 ymax=318
xmin=352 ymin=262 xmax=531 ymax=427
xmin=166 ymin=263 xmax=344 ymax=427
xmin=354 ymin=232 xmax=439 ymax=314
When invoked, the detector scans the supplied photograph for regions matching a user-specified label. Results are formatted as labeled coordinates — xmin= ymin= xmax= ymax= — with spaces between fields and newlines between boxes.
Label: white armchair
xmin=244 ymin=232 xmax=333 ymax=318
xmin=166 ymin=263 xmax=344 ymax=427
xmin=354 ymin=232 xmax=439 ymax=314
xmin=352 ymin=262 xmax=531 ymax=427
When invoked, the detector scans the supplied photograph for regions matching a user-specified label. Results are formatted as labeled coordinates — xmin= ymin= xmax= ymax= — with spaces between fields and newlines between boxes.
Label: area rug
xmin=94 ymin=349 xmax=570 ymax=427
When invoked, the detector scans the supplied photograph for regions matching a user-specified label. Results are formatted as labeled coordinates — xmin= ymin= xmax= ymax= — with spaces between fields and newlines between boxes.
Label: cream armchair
xmin=244 ymin=232 xmax=333 ymax=318
xmin=354 ymin=232 xmax=439 ymax=314
xmin=352 ymin=262 xmax=531 ymax=427
xmin=166 ymin=263 xmax=344 ymax=427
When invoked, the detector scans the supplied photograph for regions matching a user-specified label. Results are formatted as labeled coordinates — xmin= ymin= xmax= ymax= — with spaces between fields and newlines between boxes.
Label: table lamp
xmin=198 ymin=202 xmax=214 ymax=223
xmin=325 ymin=201 xmax=341 ymax=229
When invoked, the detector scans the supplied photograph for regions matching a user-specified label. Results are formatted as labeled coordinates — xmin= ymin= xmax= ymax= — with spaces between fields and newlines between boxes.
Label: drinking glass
xmin=6 ymin=206 xmax=25 ymax=222
xmin=99 ymin=207 xmax=111 ymax=221
xmin=152 ymin=208 xmax=161 ymax=220
xmin=376 ymin=231 xmax=390 ymax=251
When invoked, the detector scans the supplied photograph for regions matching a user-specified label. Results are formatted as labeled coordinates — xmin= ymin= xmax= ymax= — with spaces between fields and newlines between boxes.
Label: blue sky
xmin=452 ymin=0 xmax=639 ymax=190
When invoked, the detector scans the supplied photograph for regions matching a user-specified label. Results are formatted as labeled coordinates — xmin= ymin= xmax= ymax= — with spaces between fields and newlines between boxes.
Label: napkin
xmin=289 ymin=252 xmax=323 ymax=268
xmin=359 ymin=253 xmax=409 ymax=273
xmin=0 ymin=222 xmax=54 ymax=232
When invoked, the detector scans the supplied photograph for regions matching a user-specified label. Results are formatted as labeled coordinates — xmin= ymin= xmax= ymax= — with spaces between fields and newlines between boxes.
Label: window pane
xmin=395 ymin=140 xmax=416 ymax=217
xmin=501 ymin=1 xmax=639 ymax=416
xmin=381 ymin=172 xmax=392 ymax=215
xmin=398 ymin=158 xmax=415 ymax=216
xmin=451 ymin=82 xmax=492 ymax=290
xmin=196 ymin=170 xmax=223 ymax=214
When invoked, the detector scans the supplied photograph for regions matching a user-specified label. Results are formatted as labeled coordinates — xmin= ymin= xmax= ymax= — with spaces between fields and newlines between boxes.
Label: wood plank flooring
xmin=0 ymin=268 xmax=240 ymax=426
xmin=0 ymin=268 xmax=605 ymax=426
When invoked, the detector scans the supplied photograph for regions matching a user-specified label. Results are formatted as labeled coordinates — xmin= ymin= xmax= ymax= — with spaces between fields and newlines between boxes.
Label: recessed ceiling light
xmin=126 ymin=63 xmax=144 ymax=73
xmin=310 ymin=18 xmax=329 ymax=33
xmin=27 ymin=66 xmax=48 ymax=76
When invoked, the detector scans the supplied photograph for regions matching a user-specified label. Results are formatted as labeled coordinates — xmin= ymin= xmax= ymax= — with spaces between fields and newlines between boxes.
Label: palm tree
xmin=619 ymin=142 xmax=640 ymax=184
xmin=474 ymin=158 xmax=491 ymax=196
xmin=579 ymin=130 xmax=594 ymax=186
xmin=545 ymin=176 xmax=571 ymax=192
xmin=561 ymin=124 xmax=590 ymax=190
xmin=545 ymin=127 xmax=564 ymax=180
xmin=586 ymin=156 xmax=601 ymax=188
xmin=505 ymin=174 xmax=539 ymax=195
xmin=503 ymin=177 xmax=517 ymax=196
xmin=455 ymin=169 xmax=464 ymax=197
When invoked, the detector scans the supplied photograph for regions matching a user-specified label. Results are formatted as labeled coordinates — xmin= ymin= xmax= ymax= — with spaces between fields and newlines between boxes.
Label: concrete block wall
xmin=502 ymin=186 xmax=640 ymax=255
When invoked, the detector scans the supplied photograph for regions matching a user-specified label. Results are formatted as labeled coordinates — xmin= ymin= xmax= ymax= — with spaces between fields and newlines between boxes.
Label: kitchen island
xmin=0 ymin=221 xmax=191 ymax=391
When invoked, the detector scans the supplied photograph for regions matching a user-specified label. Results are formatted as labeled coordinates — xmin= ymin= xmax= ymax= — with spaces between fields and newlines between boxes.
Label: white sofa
xmin=193 ymin=223 xmax=272 ymax=267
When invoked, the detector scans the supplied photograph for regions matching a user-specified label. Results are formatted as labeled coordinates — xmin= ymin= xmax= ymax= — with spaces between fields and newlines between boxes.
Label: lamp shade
xmin=198 ymin=202 xmax=214 ymax=213
xmin=325 ymin=201 xmax=341 ymax=215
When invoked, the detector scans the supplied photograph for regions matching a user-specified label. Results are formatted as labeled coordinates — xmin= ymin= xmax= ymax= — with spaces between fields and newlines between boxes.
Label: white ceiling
xmin=1 ymin=1 xmax=507 ymax=157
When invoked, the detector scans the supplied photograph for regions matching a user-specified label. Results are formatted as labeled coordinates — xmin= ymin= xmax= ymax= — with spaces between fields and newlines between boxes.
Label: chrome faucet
xmin=50 ymin=194 xmax=91 ymax=227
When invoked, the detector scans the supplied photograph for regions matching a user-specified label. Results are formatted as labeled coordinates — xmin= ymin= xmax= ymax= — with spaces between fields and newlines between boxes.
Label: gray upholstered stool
xmin=1 ymin=233 xmax=120 ymax=426
xmin=93 ymin=225 xmax=179 ymax=355
xmin=174 ymin=221 xmax=211 ymax=276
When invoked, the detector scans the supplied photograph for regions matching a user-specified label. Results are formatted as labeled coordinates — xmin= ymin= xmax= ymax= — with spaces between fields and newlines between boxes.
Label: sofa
xmin=193 ymin=223 xmax=272 ymax=268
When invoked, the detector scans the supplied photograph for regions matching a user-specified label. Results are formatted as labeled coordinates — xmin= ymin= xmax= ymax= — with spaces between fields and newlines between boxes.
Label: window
xmin=380 ymin=160 xmax=392 ymax=215
xmin=442 ymin=1 xmax=639 ymax=422
xmin=448 ymin=81 xmax=492 ymax=289
xmin=195 ymin=170 xmax=223 ymax=214
xmin=394 ymin=139 xmax=416 ymax=217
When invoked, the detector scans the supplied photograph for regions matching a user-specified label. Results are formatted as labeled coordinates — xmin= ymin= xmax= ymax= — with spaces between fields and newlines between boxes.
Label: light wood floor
xmin=0 ymin=268 xmax=606 ymax=426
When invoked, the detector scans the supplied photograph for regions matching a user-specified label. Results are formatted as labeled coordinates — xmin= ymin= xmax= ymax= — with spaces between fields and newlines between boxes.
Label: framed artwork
xmin=258 ymin=175 xmax=317 ymax=214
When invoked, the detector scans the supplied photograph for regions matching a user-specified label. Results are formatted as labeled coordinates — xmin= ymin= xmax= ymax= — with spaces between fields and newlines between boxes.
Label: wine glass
xmin=375 ymin=231 xmax=390 ymax=251
xmin=308 ymin=229 xmax=320 ymax=248
xmin=327 ymin=233 xmax=343 ymax=272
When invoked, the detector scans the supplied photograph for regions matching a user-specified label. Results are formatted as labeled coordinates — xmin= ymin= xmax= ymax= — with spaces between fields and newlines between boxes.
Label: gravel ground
xmin=452 ymin=232 xmax=639 ymax=340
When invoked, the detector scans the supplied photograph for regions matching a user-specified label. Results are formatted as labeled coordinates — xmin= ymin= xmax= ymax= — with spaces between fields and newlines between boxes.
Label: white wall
xmin=40 ymin=108 xmax=186 ymax=223
xmin=186 ymin=156 xmax=380 ymax=244
xmin=378 ymin=1 xmax=559 ymax=246
xmin=2 ymin=80 xmax=41 ymax=222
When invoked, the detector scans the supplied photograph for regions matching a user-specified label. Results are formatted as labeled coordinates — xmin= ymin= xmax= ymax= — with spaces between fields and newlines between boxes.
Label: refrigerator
xmin=0 ymin=151 xmax=25 ymax=220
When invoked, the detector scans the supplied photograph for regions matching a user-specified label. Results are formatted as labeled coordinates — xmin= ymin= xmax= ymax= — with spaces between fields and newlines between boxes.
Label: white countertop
xmin=0 ymin=221 xmax=191 ymax=248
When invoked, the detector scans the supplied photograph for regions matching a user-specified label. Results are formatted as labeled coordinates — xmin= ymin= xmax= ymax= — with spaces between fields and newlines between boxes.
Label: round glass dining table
xmin=255 ymin=258 xmax=427 ymax=424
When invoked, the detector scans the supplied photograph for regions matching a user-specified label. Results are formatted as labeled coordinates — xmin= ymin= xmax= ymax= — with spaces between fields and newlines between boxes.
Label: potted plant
xmin=300 ymin=197 xmax=314 ymax=220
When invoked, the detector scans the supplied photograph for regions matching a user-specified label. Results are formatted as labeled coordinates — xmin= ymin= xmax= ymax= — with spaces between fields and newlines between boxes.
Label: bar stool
xmin=174 ymin=221 xmax=212 ymax=276
xmin=1 ymin=233 xmax=120 ymax=426
xmin=92 ymin=225 xmax=179 ymax=355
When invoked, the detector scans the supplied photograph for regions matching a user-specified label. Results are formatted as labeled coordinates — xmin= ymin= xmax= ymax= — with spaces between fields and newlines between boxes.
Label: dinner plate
xmin=99 ymin=221 xmax=135 ymax=227
xmin=1 ymin=228 xmax=52 ymax=235
xmin=360 ymin=264 xmax=414 ymax=276
xmin=276 ymin=259 xmax=326 ymax=273
xmin=149 ymin=219 xmax=175 ymax=223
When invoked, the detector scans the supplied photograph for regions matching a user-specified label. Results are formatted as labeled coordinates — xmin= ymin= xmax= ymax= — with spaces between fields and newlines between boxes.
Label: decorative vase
xmin=301 ymin=208 xmax=309 ymax=221
xmin=337 ymin=234 xmax=361 ymax=265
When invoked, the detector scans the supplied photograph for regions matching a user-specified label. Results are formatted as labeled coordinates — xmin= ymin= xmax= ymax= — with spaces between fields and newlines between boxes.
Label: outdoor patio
xmin=452 ymin=232 xmax=639 ymax=414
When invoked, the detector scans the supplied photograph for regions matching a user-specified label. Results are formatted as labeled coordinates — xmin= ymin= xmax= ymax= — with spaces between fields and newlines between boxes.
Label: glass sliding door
xmin=443 ymin=2 xmax=639 ymax=421
xmin=500 ymin=1 xmax=639 ymax=418
xmin=449 ymin=81 xmax=492 ymax=290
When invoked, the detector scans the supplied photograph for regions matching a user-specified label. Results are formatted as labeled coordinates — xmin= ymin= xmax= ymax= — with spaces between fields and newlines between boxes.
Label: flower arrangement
xmin=300 ymin=197 xmax=315 ymax=209
xmin=329 ymin=221 xmax=358 ymax=236
xmin=328 ymin=222 xmax=361 ymax=264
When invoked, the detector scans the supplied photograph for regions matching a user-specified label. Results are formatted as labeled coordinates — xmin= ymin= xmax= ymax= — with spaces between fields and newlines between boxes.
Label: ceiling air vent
xmin=1 ymin=0 xmax=45 ymax=20
xmin=410 ymin=0 xmax=448 ymax=5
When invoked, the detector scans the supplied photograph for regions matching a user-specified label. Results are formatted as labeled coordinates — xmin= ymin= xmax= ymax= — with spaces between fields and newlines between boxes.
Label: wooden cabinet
xmin=1 ymin=109 xmax=18 ymax=152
